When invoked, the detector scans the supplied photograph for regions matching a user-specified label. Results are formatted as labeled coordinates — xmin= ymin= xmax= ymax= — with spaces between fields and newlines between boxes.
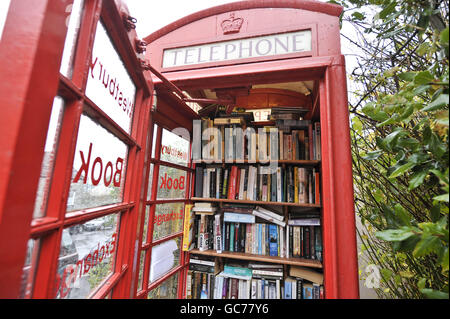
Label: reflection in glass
xmin=146 ymin=164 xmax=154 ymax=200
xmin=85 ymin=21 xmax=136 ymax=133
xmin=153 ymin=203 xmax=184 ymax=241
xmin=60 ymin=0 xmax=84 ymax=78
xmin=55 ymin=214 xmax=118 ymax=299
xmin=151 ymin=124 xmax=158 ymax=159
xmin=67 ymin=114 xmax=128 ymax=212
xmin=142 ymin=206 xmax=150 ymax=243
xmin=33 ymin=97 xmax=65 ymax=219
xmin=19 ymin=239 xmax=40 ymax=298
xmin=138 ymin=250 xmax=145 ymax=291
xmin=161 ymin=128 xmax=189 ymax=166
xmin=148 ymin=272 xmax=179 ymax=299
xmin=157 ymin=166 xmax=186 ymax=200
xmin=149 ymin=237 xmax=180 ymax=283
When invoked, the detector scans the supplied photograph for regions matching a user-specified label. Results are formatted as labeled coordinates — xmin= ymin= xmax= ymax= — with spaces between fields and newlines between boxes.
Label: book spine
xmin=225 ymin=222 xmax=230 ymax=251
xmin=297 ymin=279 xmax=303 ymax=299
xmin=299 ymin=167 xmax=307 ymax=203
xmin=195 ymin=167 xmax=204 ymax=197
xmin=215 ymin=214 xmax=222 ymax=253
xmin=243 ymin=167 xmax=248 ymax=200
xmin=230 ymin=223 xmax=235 ymax=252
xmin=238 ymin=168 xmax=245 ymax=200
xmin=228 ymin=166 xmax=237 ymax=199
xmin=268 ymin=224 xmax=278 ymax=257
xmin=315 ymin=122 xmax=321 ymax=160
xmin=315 ymin=170 xmax=321 ymax=204
xmin=276 ymin=167 xmax=282 ymax=202
xmin=210 ymin=170 xmax=216 ymax=199
xmin=186 ymin=271 xmax=193 ymax=299
xmin=222 ymin=168 xmax=229 ymax=198
xmin=182 ymin=204 xmax=193 ymax=251
xmin=216 ymin=167 xmax=222 ymax=199
xmin=271 ymin=170 xmax=277 ymax=202
xmin=222 ymin=277 xmax=228 ymax=299
xmin=294 ymin=167 xmax=299 ymax=203
xmin=315 ymin=226 xmax=323 ymax=262
xmin=189 ymin=263 xmax=214 ymax=273
xmin=235 ymin=223 xmax=240 ymax=252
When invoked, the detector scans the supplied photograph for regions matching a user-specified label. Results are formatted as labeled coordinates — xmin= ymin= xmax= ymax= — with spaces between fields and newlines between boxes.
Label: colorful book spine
xmin=182 ymin=204 xmax=194 ymax=251
xmin=214 ymin=214 xmax=222 ymax=253
xmin=268 ymin=224 xmax=278 ymax=256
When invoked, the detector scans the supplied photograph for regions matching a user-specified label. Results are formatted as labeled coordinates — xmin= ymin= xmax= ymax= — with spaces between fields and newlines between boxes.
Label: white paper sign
xmin=162 ymin=30 xmax=312 ymax=68
xmin=86 ymin=22 xmax=136 ymax=133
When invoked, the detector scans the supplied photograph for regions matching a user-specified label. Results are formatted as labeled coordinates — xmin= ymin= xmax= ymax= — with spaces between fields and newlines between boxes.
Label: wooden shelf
xmin=191 ymin=197 xmax=321 ymax=208
xmin=193 ymin=159 xmax=320 ymax=166
xmin=190 ymin=249 xmax=323 ymax=269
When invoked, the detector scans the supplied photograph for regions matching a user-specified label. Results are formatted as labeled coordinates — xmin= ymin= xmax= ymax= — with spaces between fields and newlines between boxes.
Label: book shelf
xmin=190 ymin=249 xmax=323 ymax=268
xmin=185 ymin=106 xmax=325 ymax=300
xmin=191 ymin=197 xmax=321 ymax=208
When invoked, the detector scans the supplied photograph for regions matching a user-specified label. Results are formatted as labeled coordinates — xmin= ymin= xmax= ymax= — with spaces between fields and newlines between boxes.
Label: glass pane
xmin=146 ymin=164 xmax=154 ymax=200
xmin=153 ymin=203 xmax=185 ymax=241
xmin=160 ymin=128 xmax=189 ymax=166
xmin=85 ymin=21 xmax=136 ymax=133
xmin=148 ymin=272 xmax=179 ymax=299
xmin=151 ymin=124 xmax=158 ymax=159
xmin=19 ymin=239 xmax=40 ymax=298
xmin=149 ymin=237 xmax=181 ymax=283
xmin=138 ymin=250 xmax=146 ymax=291
xmin=142 ymin=206 xmax=150 ymax=243
xmin=59 ymin=0 xmax=84 ymax=78
xmin=67 ymin=114 xmax=128 ymax=212
xmin=55 ymin=214 xmax=119 ymax=299
xmin=0 ymin=0 xmax=11 ymax=41
xmin=157 ymin=166 xmax=187 ymax=199
xmin=33 ymin=97 xmax=65 ymax=219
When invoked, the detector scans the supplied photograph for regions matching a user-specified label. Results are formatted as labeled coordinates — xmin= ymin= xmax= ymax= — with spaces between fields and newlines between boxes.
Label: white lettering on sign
xmin=162 ymin=30 xmax=312 ymax=68
xmin=86 ymin=22 xmax=136 ymax=133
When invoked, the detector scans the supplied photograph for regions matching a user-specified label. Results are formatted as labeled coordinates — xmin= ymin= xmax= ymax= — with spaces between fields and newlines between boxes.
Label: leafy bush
xmin=332 ymin=0 xmax=449 ymax=298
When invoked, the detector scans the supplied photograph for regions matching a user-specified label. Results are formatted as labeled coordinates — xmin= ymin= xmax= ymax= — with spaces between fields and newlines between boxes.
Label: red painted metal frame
xmin=0 ymin=0 xmax=153 ymax=299
xmin=0 ymin=0 xmax=359 ymax=300
xmin=135 ymin=112 xmax=195 ymax=299
xmin=0 ymin=0 xmax=74 ymax=299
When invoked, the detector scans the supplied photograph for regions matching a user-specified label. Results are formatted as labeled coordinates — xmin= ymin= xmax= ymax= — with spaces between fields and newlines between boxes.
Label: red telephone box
xmin=0 ymin=0 xmax=359 ymax=299
xmin=143 ymin=0 xmax=359 ymax=299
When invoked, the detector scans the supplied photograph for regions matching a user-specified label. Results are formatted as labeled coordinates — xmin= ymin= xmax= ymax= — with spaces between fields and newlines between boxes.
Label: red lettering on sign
xmin=154 ymin=209 xmax=184 ymax=226
xmin=72 ymin=143 xmax=124 ymax=187
xmin=89 ymin=55 xmax=134 ymax=119
xmin=57 ymin=232 xmax=117 ymax=298
xmin=159 ymin=173 xmax=185 ymax=190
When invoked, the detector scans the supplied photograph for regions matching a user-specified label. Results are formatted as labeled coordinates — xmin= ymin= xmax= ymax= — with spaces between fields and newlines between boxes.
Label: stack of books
xmin=287 ymin=214 xmax=322 ymax=261
xmin=249 ymin=262 xmax=284 ymax=299
xmin=186 ymin=255 xmax=220 ymax=299
xmin=194 ymin=164 xmax=320 ymax=205
xmin=285 ymin=266 xmax=324 ymax=299
xmin=192 ymin=116 xmax=321 ymax=162
xmin=186 ymin=261 xmax=325 ymax=299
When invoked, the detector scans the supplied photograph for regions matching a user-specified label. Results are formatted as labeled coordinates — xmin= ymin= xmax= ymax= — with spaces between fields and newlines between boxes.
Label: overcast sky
xmin=124 ymin=0 xmax=239 ymax=39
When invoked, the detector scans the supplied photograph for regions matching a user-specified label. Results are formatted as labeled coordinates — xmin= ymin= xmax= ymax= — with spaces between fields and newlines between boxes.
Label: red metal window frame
xmin=134 ymin=113 xmax=194 ymax=299
xmin=0 ymin=0 xmax=152 ymax=298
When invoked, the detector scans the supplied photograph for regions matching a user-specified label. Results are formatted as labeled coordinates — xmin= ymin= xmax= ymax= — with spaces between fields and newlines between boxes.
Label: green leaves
xmin=422 ymin=94 xmax=449 ymax=112
xmin=347 ymin=0 xmax=448 ymax=299
xmin=375 ymin=227 xmax=416 ymax=241
xmin=414 ymin=71 xmax=434 ymax=85
xmin=388 ymin=161 xmax=416 ymax=178
xmin=408 ymin=170 xmax=427 ymax=190
xmin=420 ymin=289 xmax=449 ymax=299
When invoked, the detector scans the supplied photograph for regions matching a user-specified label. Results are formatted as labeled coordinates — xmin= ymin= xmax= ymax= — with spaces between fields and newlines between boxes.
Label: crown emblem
xmin=221 ymin=13 xmax=244 ymax=34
